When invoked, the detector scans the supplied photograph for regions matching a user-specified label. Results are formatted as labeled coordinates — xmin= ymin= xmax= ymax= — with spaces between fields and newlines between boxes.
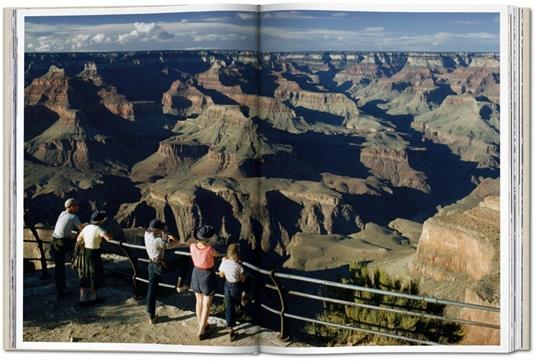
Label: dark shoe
xmin=149 ymin=317 xmax=157 ymax=325
xmin=198 ymin=332 xmax=207 ymax=341
xmin=229 ymin=329 xmax=236 ymax=342
xmin=204 ymin=324 xmax=211 ymax=333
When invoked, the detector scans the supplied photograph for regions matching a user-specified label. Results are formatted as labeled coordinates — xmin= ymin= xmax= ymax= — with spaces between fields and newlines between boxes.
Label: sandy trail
xmin=22 ymin=258 xmax=299 ymax=348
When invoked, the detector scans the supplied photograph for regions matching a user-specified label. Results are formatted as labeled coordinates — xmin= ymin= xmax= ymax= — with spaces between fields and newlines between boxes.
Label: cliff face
xmin=410 ymin=178 xmax=500 ymax=345
xmin=29 ymin=137 xmax=91 ymax=170
xmin=24 ymin=63 xmax=168 ymax=171
xmin=98 ymin=87 xmax=135 ymax=120
xmin=274 ymin=76 xmax=360 ymax=125
xmin=24 ymin=66 xmax=92 ymax=169
xmin=439 ymin=54 xmax=500 ymax=103
xmin=116 ymin=177 xmax=364 ymax=259
xmin=360 ymin=147 xmax=430 ymax=192
xmin=162 ymin=79 xmax=214 ymax=117
xmin=25 ymin=65 xmax=78 ymax=124
xmin=131 ymin=141 xmax=209 ymax=182
xmin=195 ymin=60 xmax=247 ymax=98
xmin=414 ymin=197 xmax=498 ymax=280
xmin=133 ymin=104 xmax=273 ymax=180
xmin=413 ymin=95 xmax=499 ymax=168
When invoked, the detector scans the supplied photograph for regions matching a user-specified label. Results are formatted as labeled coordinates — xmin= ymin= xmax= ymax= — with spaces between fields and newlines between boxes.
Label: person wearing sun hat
xmin=144 ymin=218 xmax=181 ymax=324
xmin=190 ymin=224 xmax=222 ymax=340
xmin=51 ymin=198 xmax=85 ymax=298
xmin=76 ymin=210 xmax=112 ymax=306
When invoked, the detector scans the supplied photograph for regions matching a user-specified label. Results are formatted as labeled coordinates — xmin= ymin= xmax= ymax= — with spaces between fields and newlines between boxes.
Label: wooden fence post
xmin=24 ymin=218 xmax=49 ymax=279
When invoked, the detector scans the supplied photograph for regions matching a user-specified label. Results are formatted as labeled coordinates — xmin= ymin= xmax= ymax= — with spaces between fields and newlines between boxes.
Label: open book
xmin=3 ymin=2 xmax=530 ymax=354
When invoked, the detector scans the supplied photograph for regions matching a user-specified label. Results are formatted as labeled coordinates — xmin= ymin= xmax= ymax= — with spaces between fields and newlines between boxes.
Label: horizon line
xmin=25 ymin=49 xmax=500 ymax=55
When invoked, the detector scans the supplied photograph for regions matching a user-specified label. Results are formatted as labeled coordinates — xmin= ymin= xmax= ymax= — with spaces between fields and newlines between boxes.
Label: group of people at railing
xmin=50 ymin=197 xmax=247 ymax=342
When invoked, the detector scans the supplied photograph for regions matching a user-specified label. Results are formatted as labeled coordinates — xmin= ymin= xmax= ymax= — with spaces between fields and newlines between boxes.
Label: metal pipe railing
xmin=260 ymin=304 xmax=440 ymax=346
xmin=263 ymin=284 xmax=500 ymax=329
xmin=271 ymin=271 xmax=500 ymax=313
xmin=133 ymin=276 xmax=225 ymax=299
xmin=24 ymin=231 xmax=501 ymax=345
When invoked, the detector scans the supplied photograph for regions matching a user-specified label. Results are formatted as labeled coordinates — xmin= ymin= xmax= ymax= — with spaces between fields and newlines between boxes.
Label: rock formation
xmin=410 ymin=178 xmax=500 ymax=345
xmin=413 ymin=95 xmax=499 ymax=168
xmin=360 ymin=146 xmax=430 ymax=192
xmin=162 ymin=79 xmax=214 ymax=117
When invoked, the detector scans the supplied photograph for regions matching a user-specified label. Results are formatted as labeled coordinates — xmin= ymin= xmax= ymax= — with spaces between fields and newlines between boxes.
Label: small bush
xmin=305 ymin=263 xmax=465 ymax=346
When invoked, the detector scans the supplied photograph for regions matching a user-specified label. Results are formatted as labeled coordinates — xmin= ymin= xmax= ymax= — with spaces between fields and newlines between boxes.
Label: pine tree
xmin=305 ymin=263 xmax=465 ymax=346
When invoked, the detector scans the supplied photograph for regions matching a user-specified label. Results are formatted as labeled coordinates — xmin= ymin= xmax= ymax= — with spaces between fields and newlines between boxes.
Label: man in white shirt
xmin=51 ymin=198 xmax=84 ymax=298
xmin=144 ymin=219 xmax=181 ymax=324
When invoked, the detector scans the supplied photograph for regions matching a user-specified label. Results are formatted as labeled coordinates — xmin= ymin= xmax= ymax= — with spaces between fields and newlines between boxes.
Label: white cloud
xmin=116 ymin=22 xmax=175 ymax=44
xmin=380 ymin=31 xmax=499 ymax=49
xmin=262 ymin=11 xmax=315 ymax=20
xmin=134 ymin=22 xmax=156 ymax=34
xmin=455 ymin=20 xmax=481 ymax=25
xmin=198 ymin=16 xmax=232 ymax=22
xmin=32 ymin=34 xmax=70 ymax=52
xmin=331 ymin=12 xmax=348 ymax=17
xmin=237 ymin=13 xmax=257 ymax=20
xmin=363 ymin=27 xmax=385 ymax=32
xmin=91 ymin=33 xmax=106 ymax=44
xmin=192 ymin=33 xmax=244 ymax=42
xmin=71 ymin=34 xmax=90 ymax=49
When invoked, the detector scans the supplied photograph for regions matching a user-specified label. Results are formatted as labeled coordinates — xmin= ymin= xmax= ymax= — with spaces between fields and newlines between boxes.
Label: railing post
xmin=269 ymin=269 xmax=289 ymax=341
xmin=117 ymin=241 xmax=144 ymax=299
xmin=24 ymin=218 xmax=49 ymax=279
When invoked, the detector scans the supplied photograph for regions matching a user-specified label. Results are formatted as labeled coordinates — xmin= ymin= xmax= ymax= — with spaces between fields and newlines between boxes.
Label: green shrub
xmin=305 ymin=263 xmax=465 ymax=346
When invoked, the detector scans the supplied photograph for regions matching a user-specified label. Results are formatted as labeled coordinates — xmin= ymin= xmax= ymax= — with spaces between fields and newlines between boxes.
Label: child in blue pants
xmin=218 ymin=243 xmax=246 ymax=341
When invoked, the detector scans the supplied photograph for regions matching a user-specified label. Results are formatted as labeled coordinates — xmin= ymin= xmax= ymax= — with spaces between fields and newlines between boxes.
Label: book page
xmin=8 ymin=1 xmax=527 ymax=354
xmin=257 ymin=3 xmax=508 ymax=353
xmin=14 ymin=4 xmax=267 ymax=352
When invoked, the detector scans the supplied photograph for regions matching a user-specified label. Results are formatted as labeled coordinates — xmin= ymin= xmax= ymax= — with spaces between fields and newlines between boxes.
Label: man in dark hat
xmin=144 ymin=219 xmax=182 ymax=324
xmin=51 ymin=198 xmax=85 ymax=298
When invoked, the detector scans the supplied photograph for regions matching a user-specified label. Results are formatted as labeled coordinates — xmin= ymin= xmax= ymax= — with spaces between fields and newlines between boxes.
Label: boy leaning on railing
xmin=218 ymin=243 xmax=246 ymax=342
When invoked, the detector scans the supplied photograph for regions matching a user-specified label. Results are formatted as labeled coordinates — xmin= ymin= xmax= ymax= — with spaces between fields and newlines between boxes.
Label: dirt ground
xmin=22 ymin=256 xmax=301 ymax=348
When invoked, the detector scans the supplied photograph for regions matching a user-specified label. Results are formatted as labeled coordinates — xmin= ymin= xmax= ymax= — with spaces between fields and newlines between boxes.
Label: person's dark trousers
xmin=224 ymin=282 xmax=242 ymax=328
xmin=51 ymin=237 xmax=74 ymax=295
xmin=147 ymin=262 xmax=164 ymax=319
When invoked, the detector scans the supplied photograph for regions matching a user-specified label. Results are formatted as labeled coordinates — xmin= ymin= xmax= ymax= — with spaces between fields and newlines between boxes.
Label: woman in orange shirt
xmin=190 ymin=225 xmax=220 ymax=340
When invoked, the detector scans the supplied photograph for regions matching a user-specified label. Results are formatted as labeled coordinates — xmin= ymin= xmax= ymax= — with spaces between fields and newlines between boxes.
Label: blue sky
xmin=25 ymin=10 xmax=499 ymax=53
xmin=260 ymin=11 xmax=499 ymax=52
xmin=25 ymin=11 xmax=258 ymax=52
